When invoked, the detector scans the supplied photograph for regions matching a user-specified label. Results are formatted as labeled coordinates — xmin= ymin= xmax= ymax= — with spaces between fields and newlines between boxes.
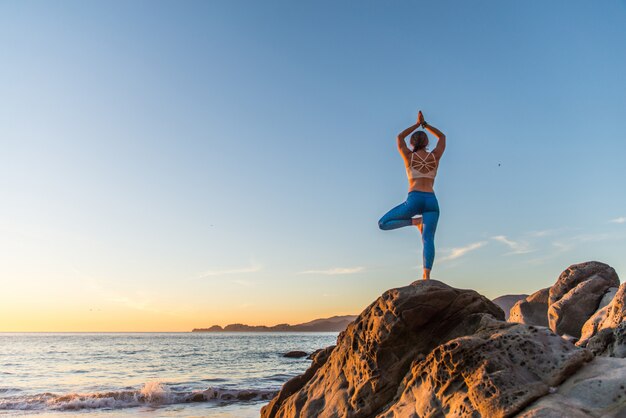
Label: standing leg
xmin=421 ymin=211 xmax=439 ymax=278
xmin=420 ymin=196 xmax=440 ymax=279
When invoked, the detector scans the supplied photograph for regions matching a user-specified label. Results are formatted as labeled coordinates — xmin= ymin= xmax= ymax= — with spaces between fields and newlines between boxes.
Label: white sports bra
xmin=406 ymin=152 xmax=438 ymax=180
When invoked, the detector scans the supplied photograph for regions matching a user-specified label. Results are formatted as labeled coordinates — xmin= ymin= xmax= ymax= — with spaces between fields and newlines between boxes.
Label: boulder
xmin=549 ymin=277 xmax=616 ymax=338
xmin=549 ymin=261 xmax=619 ymax=306
xmin=578 ymin=283 xmax=626 ymax=357
xmin=263 ymin=264 xmax=626 ymax=418
xmin=585 ymin=323 xmax=626 ymax=358
xmin=492 ymin=294 xmax=528 ymax=320
xmin=518 ymin=356 xmax=626 ymax=417
xmin=306 ymin=348 xmax=324 ymax=360
xmin=262 ymin=346 xmax=335 ymax=418
xmin=578 ymin=283 xmax=626 ymax=346
xmin=260 ymin=279 xmax=504 ymax=418
xmin=377 ymin=316 xmax=592 ymax=418
xmin=548 ymin=262 xmax=620 ymax=338
xmin=599 ymin=287 xmax=620 ymax=310
xmin=593 ymin=283 xmax=625 ymax=332
xmin=283 ymin=351 xmax=308 ymax=358
xmin=509 ymin=287 xmax=550 ymax=327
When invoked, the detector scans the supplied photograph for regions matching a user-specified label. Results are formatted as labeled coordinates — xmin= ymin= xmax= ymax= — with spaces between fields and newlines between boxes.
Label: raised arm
xmin=422 ymin=120 xmax=446 ymax=159
xmin=396 ymin=121 xmax=421 ymax=158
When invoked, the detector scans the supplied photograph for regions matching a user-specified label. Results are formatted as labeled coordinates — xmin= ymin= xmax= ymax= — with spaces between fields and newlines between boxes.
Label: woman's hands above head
xmin=417 ymin=110 xmax=425 ymax=126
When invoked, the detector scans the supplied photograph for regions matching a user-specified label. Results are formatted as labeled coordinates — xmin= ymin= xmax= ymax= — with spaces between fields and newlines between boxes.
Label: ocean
xmin=0 ymin=332 xmax=338 ymax=416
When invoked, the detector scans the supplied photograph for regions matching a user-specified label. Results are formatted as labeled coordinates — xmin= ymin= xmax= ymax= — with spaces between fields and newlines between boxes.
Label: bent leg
xmin=421 ymin=210 xmax=439 ymax=270
xmin=378 ymin=200 xmax=419 ymax=231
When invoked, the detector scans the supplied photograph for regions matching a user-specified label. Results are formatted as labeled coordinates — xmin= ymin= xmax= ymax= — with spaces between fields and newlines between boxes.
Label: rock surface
xmin=378 ymin=317 xmax=591 ymax=418
xmin=548 ymin=261 xmax=620 ymax=338
xmin=585 ymin=323 xmax=626 ymax=359
xmin=509 ymin=288 xmax=550 ymax=327
xmin=283 ymin=351 xmax=308 ymax=358
xmin=518 ymin=357 xmax=626 ymax=417
xmin=261 ymin=280 xmax=504 ymax=418
xmin=579 ymin=283 xmax=626 ymax=357
xmin=262 ymin=346 xmax=335 ymax=418
xmin=578 ymin=286 xmax=621 ymax=345
xmin=492 ymin=294 xmax=528 ymax=320
xmin=263 ymin=261 xmax=626 ymax=418
xmin=548 ymin=262 xmax=619 ymax=306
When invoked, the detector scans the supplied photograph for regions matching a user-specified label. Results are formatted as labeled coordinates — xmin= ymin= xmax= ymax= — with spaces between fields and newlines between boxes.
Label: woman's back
xmin=404 ymin=150 xmax=439 ymax=193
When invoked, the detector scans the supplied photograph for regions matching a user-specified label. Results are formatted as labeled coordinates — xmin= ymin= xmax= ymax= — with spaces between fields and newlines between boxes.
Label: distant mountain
xmin=491 ymin=294 xmax=528 ymax=320
xmin=192 ymin=315 xmax=357 ymax=333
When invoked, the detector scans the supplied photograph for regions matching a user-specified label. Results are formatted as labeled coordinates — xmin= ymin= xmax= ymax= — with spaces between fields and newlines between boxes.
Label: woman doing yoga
xmin=378 ymin=111 xmax=446 ymax=280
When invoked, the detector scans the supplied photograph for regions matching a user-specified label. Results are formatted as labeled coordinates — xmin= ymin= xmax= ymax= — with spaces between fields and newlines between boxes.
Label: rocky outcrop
xmin=378 ymin=317 xmax=591 ymax=418
xmin=518 ymin=357 xmax=626 ymax=417
xmin=263 ymin=261 xmax=626 ymax=418
xmin=548 ymin=262 xmax=619 ymax=338
xmin=262 ymin=345 xmax=335 ymax=418
xmin=492 ymin=294 xmax=528 ymax=320
xmin=283 ymin=351 xmax=308 ymax=358
xmin=578 ymin=287 xmax=620 ymax=345
xmin=578 ymin=283 xmax=626 ymax=357
xmin=261 ymin=280 xmax=504 ymax=418
xmin=585 ymin=323 xmax=626 ymax=358
xmin=509 ymin=288 xmax=550 ymax=327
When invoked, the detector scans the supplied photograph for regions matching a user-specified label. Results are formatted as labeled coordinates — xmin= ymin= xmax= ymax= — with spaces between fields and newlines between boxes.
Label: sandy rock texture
xmin=261 ymin=280 xmax=503 ymax=418
xmin=378 ymin=317 xmax=591 ymax=418
xmin=262 ymin=345 xmax=335 ymax=418
xmin=548 ymin=261 xmax=619 ymax=338
xmin=578 ymin=283 xmax=626 ymax=357
xmin=509 ymin=288 xmax=550 ymax=327
xmin=263 ymin=261 xmax=626 ymax=418
xmin=518 ymin=357 xmax=626 ymax=417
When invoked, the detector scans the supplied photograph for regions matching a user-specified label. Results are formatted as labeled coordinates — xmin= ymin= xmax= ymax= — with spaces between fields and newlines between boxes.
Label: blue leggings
xmin=378 ymin=191 xmax=440 ymax=270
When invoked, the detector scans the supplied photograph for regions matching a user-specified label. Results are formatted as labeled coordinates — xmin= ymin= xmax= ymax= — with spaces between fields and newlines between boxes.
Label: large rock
xmin=548 ymin=262 xmax=620 ymax=338
xmin=283 ymin=351 xmax=308 ymax=358
xmin=509 ymin=287 xmax=550 ymax=327
xmin=263 ymin=264 xmax=626 ymax=418
xmin=579 ymin=283 xmax=626 ymax=357
xmin=492 ymin=294 xmax=528 ymax=320
xmin=592 ymin=283 xmax=625 ymax=332
xmin=377 ymin=316 xmax=592 ymax=417
xmin=262 ymin=345 xmax=335 ymax=418
xmin=585 ymin=323 xmax=626 ymax=358
xmin=518 ymin=357 xmax=626 ymax=417
xmin=549 ymin=262 xmax=619 ymax=305
xmin=260 ymin=280 xmax=504 ymax=418
xmin=549 ymin=277 xmax=617 ymax=339
xmin=578 ymin=286 xmax=620 ymax=344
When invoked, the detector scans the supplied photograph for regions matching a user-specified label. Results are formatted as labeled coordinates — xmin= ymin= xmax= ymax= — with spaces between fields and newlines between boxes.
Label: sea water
xmin=0 ymin=332 xmax=337 ymax=416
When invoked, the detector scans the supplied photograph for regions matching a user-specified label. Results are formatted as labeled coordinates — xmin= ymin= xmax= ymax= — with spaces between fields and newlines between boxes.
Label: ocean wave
xmin=264 ymin=373 xmax=296 ymax=381
xmin=117 ymin=349 xmax=149 ymax=355
xmin=0 ymin=382 xmax=275 ymax=411
xmin=200 ymin=378 xmax=228 ymax=383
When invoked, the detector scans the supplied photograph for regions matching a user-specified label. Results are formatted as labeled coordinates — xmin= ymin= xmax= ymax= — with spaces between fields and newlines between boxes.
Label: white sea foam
xmin=0 ymin=332 xmax=337 ymax=414
xmin=0 ymin=382 xmax=276 ymax=411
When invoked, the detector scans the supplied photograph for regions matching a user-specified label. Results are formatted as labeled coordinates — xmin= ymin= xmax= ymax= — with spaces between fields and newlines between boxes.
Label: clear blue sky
xmin=1 ymin=1 xmax=626 ymax=330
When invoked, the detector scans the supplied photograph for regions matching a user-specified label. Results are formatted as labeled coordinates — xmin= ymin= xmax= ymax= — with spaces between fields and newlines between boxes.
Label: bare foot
xmin=412 ymin=217 xmax=423 ymax=234
xmin=423 ymin=268 xmax=431 ymax=280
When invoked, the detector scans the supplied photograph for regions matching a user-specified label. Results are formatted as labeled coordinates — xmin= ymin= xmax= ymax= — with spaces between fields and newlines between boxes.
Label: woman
xmin=378 ymin=111 xmax=446 ymax=280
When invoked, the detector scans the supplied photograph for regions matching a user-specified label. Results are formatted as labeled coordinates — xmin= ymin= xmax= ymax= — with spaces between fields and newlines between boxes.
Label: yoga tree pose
xmin=378 ymin=111 xmax=446 ymax=280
